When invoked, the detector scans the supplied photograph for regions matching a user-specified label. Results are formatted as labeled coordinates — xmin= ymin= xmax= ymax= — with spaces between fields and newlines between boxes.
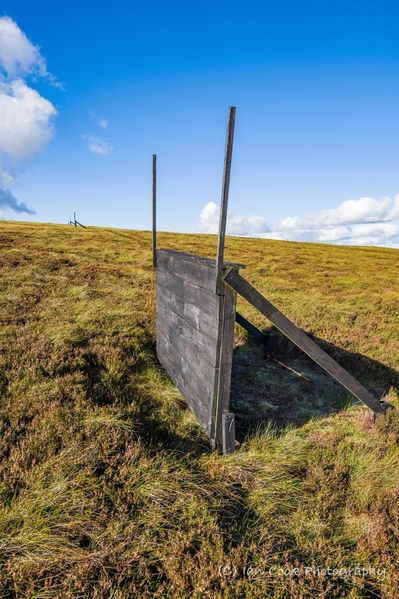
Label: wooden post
xmin=74 ymin=212 xmax=76 ymax=228
xmin=215 ymin=107 xmax=236 ymax=294
xmin=222 ymin=413 xmax=235 ymax=455
xmin=152 ymin=154 xmax=157 ymax=269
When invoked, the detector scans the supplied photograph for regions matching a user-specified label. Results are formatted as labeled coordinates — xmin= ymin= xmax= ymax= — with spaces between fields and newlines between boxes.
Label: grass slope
xmin=0 ymin=221 xmax=399 ymax=598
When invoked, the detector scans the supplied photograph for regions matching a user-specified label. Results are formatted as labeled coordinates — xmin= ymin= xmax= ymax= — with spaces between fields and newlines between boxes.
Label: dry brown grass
xmin=0 ymin=220 xmax=398 ymax=598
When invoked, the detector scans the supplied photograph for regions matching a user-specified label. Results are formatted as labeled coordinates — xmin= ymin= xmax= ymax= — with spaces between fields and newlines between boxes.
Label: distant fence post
xmin=152 ymin=154 xmax=157 ymax=269
xmin=69 ymin=212 xmax=87 ymax=229
xmin=215 ymin=106 xmax=236 ymax=294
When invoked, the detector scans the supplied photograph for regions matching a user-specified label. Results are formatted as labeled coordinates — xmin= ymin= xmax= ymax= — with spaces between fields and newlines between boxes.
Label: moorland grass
xmin=0 ymin=221 xmax=398 ymax=598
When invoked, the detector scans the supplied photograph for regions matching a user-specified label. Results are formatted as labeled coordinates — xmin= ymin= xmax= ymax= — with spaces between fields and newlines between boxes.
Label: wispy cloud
xmin=89 ymin=111 xmax=109 ymax=129
xmin=83 ymin=135 xmax=113 ymax=155
xmin=0 ymin=16 xmax=59 ymax=216
xmin=198 ymin=195 xmax=399 ymax=247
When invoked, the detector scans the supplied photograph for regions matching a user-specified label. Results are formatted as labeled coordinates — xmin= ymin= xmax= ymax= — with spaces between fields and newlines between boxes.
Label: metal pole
xmin=152 ymin=154 xmax=157 ymax=269
xmin=74 ymin=212 xmax=76 ymax=228
xmin=215 ymin=107 xmax=236 ymax=294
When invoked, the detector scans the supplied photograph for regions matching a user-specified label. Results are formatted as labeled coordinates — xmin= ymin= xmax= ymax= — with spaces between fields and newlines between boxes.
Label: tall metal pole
xmin=215 ymin=107 xmax=236 ymax=294
xmin=152 ymin=154 xmax=157 ymax=269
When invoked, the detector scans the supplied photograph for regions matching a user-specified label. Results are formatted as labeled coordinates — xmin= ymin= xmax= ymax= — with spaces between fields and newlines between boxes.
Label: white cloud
xmin=0 ymin=79 xmax=57 ymax=161
xmin=198 ymin=201 xmax=270 ymax=236
xmin=197 ymin=194 xmax=399 ymax=247
xmin=276 ymin=195 xmax=399 ymax=246
xmin=0 ymin=16 xmax=63 ymax=88
xmin=198 ymin=201 xmax=219 ymax=233
xmin=229 ymin=213 xmax=270 ymax=235
xmin=99 ymin=118 xmax=108 ymax=129
xmin=83 ymin=135 xmax=113 ymax=155
xmin=0 ymin=17 xmax=59 ymax=215
xmin=339 ymin=222 xmax=399 ymax=245
xmin=282 ymin=195 xmax=399 ymax=230
xmin=0 ymin=16 xmax=46 ymax=79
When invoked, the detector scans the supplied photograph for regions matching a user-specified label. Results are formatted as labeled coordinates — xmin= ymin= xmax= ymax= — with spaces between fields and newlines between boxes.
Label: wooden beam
xmin=152 ymin=154 xmax=157 ymax=268
xmin=235 ymin=312 xmax=270 ymax=345
xmin=235 ymin=312 xmax=276 ymax=352
xmin=215 ymin=107 xmax=236 ymax=295
xmin=224 ymin=269 xmax=387 ymax=415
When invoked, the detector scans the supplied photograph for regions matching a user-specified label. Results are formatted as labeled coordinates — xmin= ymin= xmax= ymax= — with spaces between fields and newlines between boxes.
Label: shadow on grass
xmin=230 ymin=325 xmax=399 ymax=443
xmin=82 ymin=328 xmax=397 ymax=454
xmin=82 ymin=341 xmax=213 ymax=456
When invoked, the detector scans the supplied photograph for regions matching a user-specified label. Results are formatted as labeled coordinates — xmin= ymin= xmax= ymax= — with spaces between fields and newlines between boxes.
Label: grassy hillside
xmin=0 ymin=220 xmax=398 ymax=598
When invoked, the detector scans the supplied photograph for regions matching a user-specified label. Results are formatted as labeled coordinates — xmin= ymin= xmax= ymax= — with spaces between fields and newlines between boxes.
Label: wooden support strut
xmin=224 ymin=269 xmax=388 ymax=416
xmin=235 ymin=311 xmax=276 ymax=352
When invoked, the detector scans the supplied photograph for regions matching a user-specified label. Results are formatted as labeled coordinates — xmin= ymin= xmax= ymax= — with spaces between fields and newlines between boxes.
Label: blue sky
xmin=1 ymin=0 xmax=399 ymax=246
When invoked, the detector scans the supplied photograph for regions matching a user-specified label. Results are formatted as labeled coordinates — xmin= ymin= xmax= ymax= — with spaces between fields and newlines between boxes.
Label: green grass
xmin=0 ymin=220 xmax=399 ymax=598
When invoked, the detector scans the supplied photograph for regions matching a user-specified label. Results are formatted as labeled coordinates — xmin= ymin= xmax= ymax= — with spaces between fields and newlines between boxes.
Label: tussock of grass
xmin=0 ymin=221 xmax=398 ymax=597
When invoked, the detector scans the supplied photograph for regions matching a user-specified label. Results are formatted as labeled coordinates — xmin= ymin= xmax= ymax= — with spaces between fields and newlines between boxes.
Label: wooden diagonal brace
xmin=224 ymin=269 xmax=388 ymax=416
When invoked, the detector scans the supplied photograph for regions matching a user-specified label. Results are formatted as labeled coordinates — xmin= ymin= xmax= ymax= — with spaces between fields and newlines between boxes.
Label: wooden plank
xmin=152 ymin=154 xmax=157 ymax=268
xmin=156 ymin=325 xmax=216 ymax=402
xmin=222 ymin=413 xmax=235 ymax=455
xmin=158 ymin=336 xmax=214 ymax=409
xmin=157 ymin=249 xmax=244 ymax=292
xmin=159 ymin=351 xmax=213 ymax=435
xmin=157 ymin=250 xmax=218 ymax=291
xmin=157 ymin=268 xmax=220 ymax=319
xmin=159 ymin=348 xmax=212 ymax=421
xmin=156 ymin=315 xmax=217 ymax=373
xmin=224 ymin=269 xmax=387 ymax=415
xmin=216 ymin=106 xmax=236 ymax=294
xmin=156 ymin=366 xmax=213 ymax=432
xmin=156 ymin=328 xmax=215 ymax=435
xmin=156 ymin=297 xmax=219 ymax=367
xmin=211 ymin=282 xmax=237 ymax=448
xmin=156 ymin=284 xmax=221 ymax=342
xmin=157 ymin=249 xmax=244 ymax=271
